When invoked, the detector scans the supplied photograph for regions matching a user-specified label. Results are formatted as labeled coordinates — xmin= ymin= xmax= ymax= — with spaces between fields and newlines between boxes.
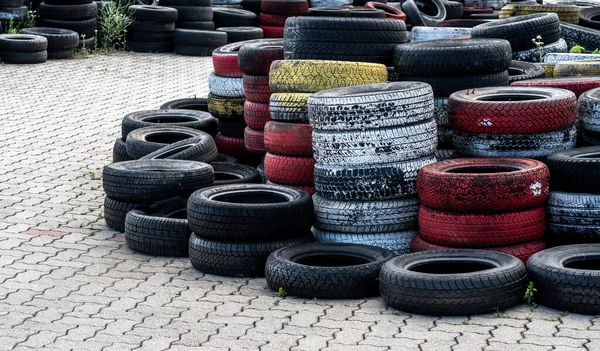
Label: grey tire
xmin=313 ymin=228 xmax=417 ymax=255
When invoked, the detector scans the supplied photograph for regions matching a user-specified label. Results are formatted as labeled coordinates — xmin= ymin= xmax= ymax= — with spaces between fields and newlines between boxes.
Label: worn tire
xmin=263 ymin=121 xmax=312 ymax=156
xmin=242 ymin=74 xmax=271 ymax=103
xmin=263 ymin=152 xmax=315 ymax=185
xmin=122 ymin=109 xmax=217 ymax=139
xmin=269 ymin=92 xmax=311 ymax=122
xmin=159 ymin=98 xmax=209 ymax=113
xmin=398 ymin=71 xmax=509 ymax=97
xmin=139 ymin=135 xmax=218 ymax=163
xmin=113 ymin=138 xmax=133 ymax=162
xmin=546 ymin=146 xmax=600 ymax=194
xmin=19 ymin=27 xmax=79 ymax=50
xmin=125 ymin=126 xmax=206 ymax=159
xmin=104 ymin=196 xmax=144 ymax=233
xmin=547 ymin=191 xmax=600 ymax=242
xmin=512 ymin=38 xmax=567 ymax=63
xmin=127 ymin=5 xmax=178 ymax=22
xmin=212 ymin=162 xmax=260 ymax=185
xmin=244 ymin=100 xmax=271 ymax=129
xmin=238 ymin=40 xmax=284 ymax=75
xmin=507 ymin=61 xmax=546 ymax=83
xmin=207 ymin=94 xmax=245 ymax=119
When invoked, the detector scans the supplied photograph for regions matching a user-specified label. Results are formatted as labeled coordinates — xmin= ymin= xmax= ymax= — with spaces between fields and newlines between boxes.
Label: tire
xmin=434 ymin=97 xmax=449 ymax=126
xmin=313 ymin=194 xmax=419 ymax=233
xmin=102 ymin=160 xmax=214 ymax=202
xmin=471 ymin=13 xmax=560 ymax=51
xmin=121 ymin=109 xmax=217 ymax=139
xmin=212 ymin=8 xmax=257 ymax=27
xmin=243 ymin=127 xmax=267 ymax=153
xmin=113 ymin=137 xmax=133 ymax=162
xmin=312 ymin=118 xmax=437 ymax=166
xmin=413 ymin=0 xmax=446 ymax=26
xmin=159 ymin=5 xmax=212 ymax=21
xmin=38 ymin=18 xmax=97 ymax=38
xmin=0 ymin=0 xmax=23 ymax=5
xmin=554 ymin=60 xmax=600 ymax=78
xmin=187 ymin=183 xmax=314 ymax=241
xmin=443 ymin=0 xmax=463 ymax=19
xmin=139 ymin=135 xmax=218 ymax=163
xmin=265 ymin=242 xmax=394 ymax=298
xmin=453 ymin=125 xmax=577 ymax=158
xmin=579 ymin=88 xmax=600 ymax=132
xmin=19 ymin=27 xmax=79 ymax=50
xmin=261 ymin=0 xmax=308 ymax=15
xmin=437 ymin=19 xmax=487 ymax=27
xmin=126 ymin=30 xmax=173 ymax=42
xmin=242 ymin=74 xmax=271 ymax=103
xmin=580 ymin=7 xmax=600 ymax=31
xmin=417 ymin=158 xmax=549 ymax=213
xmin=263 ymin=152 xmax=314 ymax=185
xmin=173 ymin=28 xmax=226 ymax=46
xmin=313 ymin=229 xmax=417 ymax=255
xmin=238 ymin=40 xmax=284 ymax=75
xmin=307 ymin=7 xmax=351 ymax=16
xmin=124 ymin=197 xmax=191 ymax=256
xmin=260 ymin=25 xmax=284 ymax=38
xmin=208 ymin=72 xmax=244 ymax=97
xmin=511 ymin=77 xmax=600 ymax=98
xmin=207 ymin=94 xmax=245 ymax=119
xmin=398 ymin=71 xmax=509 ymax=97
xmin=189 ymin=232 xmax=313 ymax=277
xmin=47 ymin=48 xmax=75 ymax=59
xmin=125 ymin=40 xmax=173 ymax=52
xmin=512 ymin=38 xmax=567 ymax=63
xmin=401 ymin=0 xmax=425 ymax=26
xmin=269 ymin=93 xmax=311 ymax=122
xmin=364 ymin=1 xmax=406 ymax=21
xmin=127 ymin=5 xmax=178 ymax=22
xmin=545 ymin=146 xmax=600 ymax=194
xmin=314 ymin=155 xmax=437 ymax=201
xmin=409 ymin=26 xmax=471 ymax=42
xmin=212 ymin=162 xmax=260 ymax=185
xmin=215 ymin=26 xmax=263 ymax=42
xmin=583 ymin=130 xmax=600 ymax=147
xmin=244 ymin=101 xmax=270 ymax=129
xmin=175 ymin=20 xmax=215 ymax=30
xmin=263 ymin=121 xmax=312 ymax=156
xmin=269 ymin=59 xmax=388 ymax=93
xmin=259 ymin=13 xmax=287 ymax=26
xmin=160 ymin=98 xmax=209 ymax=113
xmin=213 ymin=153 xmax=238 ymax=163
xmin=549 ymin=51 xmax=600 ymax=66
xmin=499 ymin=4 xmax=579 ymax=24
xmin=419 ymin=205 xmax=545 ymax=247
xmin=211 ymin=38 xmax=279 ymax=77
xmin=215 ymin=133 xmax=249 ymax=156
xmin=546 ymin=191 xmax=600 ymax=241
xmin=507 ymin=60 xmax=546 ymax=83
xmin=0 ymin=34 xmax=47 ymax=52
xmin=0 ymin=50 xmax=47 ymax=64
xmin=448 ymin=86 xmax=577 ymax=134
xmin=380 ymin=250 xmax=527 ymax=316
xmin=350 ymin=9 xmax=386 ymax=18
xmin=464 ymin=0 xmax=506 ymax=9
xmin=104 ymin=196 xmax=143 ymax=233
xmin=307 ymin=81 xmax=434 ymax=131
xmin=174 ymin=44 xmax=215 ymax=56
xmin=38 ymin=2 xmax=98 ymax=20
xmin=410 ymin=235 xmax=546 ymax=264
xmin=527 ymin=245 xmax=600 ymax=315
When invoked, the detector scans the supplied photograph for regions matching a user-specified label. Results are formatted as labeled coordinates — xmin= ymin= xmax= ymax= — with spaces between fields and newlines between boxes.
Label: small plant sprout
xmin=532 ymin=35 xmax=544 ymax=62
xmin=493 ymin=309 xmax=505 ymax=318
xmin=524 ymin=281 xmax=537 ymax=307
xmin=593 ymin=48 xmax=600 ymax=55
xmin=570 ymin=45 xmax=585 ymax=54
xmin=90 ymin=172 xmax=101 ymax=180
xmin=272 ymin=287 xmax=287 ymax=298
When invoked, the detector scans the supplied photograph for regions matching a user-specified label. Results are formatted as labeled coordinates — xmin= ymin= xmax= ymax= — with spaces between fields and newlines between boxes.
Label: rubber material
xmin=122 ymin=109 xmax=217 ymax=139
xmin=547 ymin=191 xmax=600 ymax=241
xmin=104 ymin=196 xmax=143 ymax=233
xmin=263 ymin=152 xmax=315 ymax=185
xmin=139 ymin=135 xmax=218 ymax=163
xmin=207 ymin=93 xmax=245 ymax=119
xmin=511 ymin=77 xmax=600 ymax=98
xmin=507 ymin=60 xmax=546 ymax=83
xmin=263 ymin=121 xmax=312 ymax=156
xmin=397 ymin=71 xmax=509 ymax=97
xmin=545 ymin=146 xmax=600 ymax=194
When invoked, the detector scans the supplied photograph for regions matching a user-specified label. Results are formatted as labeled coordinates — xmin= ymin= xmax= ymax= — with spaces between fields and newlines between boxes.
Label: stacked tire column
xmin=38 ymin=0 xmax=98 ymax=48
xmin=308 ymin=81 xmax=438 ymax=254
xmin=159 ymin=0 xmax=213 ymax=30
xmin=259 ymin=0 xmax=308 ymax=38
xmin=126 ymin=5 xmax=178 ymax=53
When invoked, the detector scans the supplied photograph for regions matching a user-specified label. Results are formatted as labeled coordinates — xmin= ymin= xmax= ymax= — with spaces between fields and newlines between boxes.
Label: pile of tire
xmin=448 ymin=86 xmax=578 ymax=158
xmin=238 ymin=40 xmax=284 ymax=155
xmin=38 ymin=0 xmax=98 ymax=48
xmin=284 ymin=17 xmax=409 ymax=66
xmin=126 ymin=5 xmax=177 ymax=53
xmin=187 ymin=184 xmax=314 ymax=277
xmin=309 ymin=80 xmax=437 ymax=254
xmin=173 ymin=29 xmax=226 ymax=56
xmin=464 ymin=0 xmax=507 ymax=10
xmin=20 ymin=27 xmax=79 ymax=59
xmin=213 ymin=8 xmax=258 ymax=29
xmin=159 ymin=0 xmax=213 ymax=30
xmin=499 ymin=3 xmax=579 ymax=24
xmin=412 ymin=158 xmax=549 ymax=263
xmin=260 ymin=0 xmax=308 ymax=38
xmin=546 ymin=146 xmax=600 ymax=246
xmin=394 ymin=38 xmax=512 ymax=158
xmin=0 ymin=0 xmax=26 ymax=31
xmin=0 ymin=33 xmax=47 ymax=64
xmin=471 ymin=13 xmax=565 ymax=63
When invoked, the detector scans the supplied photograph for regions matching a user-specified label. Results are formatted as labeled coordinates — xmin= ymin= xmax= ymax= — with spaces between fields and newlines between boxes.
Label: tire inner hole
xmin=215 ymin=172 xmax=242 ymax=181
xmin=508 ymin=68 xmax=526 ymax=76
xmin=167 ymin=209 xmax=187 ymax=219
xmin=213 ymin=192 xmax=289 ymax=204
xmin=172 ymin=104 xmax=207 ymax=111
xmin=409 ymin=261 xmax=495 ymax=274
xmin=146 ymin=133 xmax=191 ymax=144
xmin=475 ymin=94 xmax=545 ymax=102
xmin=447 ymin=166 xmax=521 ymax=173
xmin=295 ymin=254 xmax=370 ymax=267
xmin=565 ymin=258 xmax=600 ymax=270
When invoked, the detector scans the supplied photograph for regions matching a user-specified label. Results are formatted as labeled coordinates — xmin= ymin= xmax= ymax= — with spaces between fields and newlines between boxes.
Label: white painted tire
xmin=464 ymin=0 xmax=508 ymax=9
xmin=208 ymin=72 xmax=244 ymax=97
xmin=410 ymin=26 xmax=471 ymax=42
xmin=544 ymin=52 xmax=600 ymax=65
xmin=579 ymin=87 xmax=600 ymax=132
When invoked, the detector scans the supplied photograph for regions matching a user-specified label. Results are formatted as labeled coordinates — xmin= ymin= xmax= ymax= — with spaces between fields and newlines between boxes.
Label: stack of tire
xmin=260 ymin=0 xmax=308 ymax=38
xmin=187 ymin=183 xmax=314 ymax=277
xmin=126 ymin=5 xmax=177 ymax=53
xmin=578 ymin=87 xmax=600 ymax=146
xmin=309 ymin=80 xmax=438 ymax=254
xmin=0 ymin=33 xmax=47 ymax=64
xmin=471 ymin=13 xmax=563 ymax=64
xmin=546 ymin=146 xmax=600 ymax=246
xmin=20 ymin=27 xmax=79 ymax=59
xmin=238 ymin=40 xmax=284 ymax=155
xmin=38 ymin=0 xmax=98 ymax=48
xmin=0 ymin=0 xmax=27 ymax=31
xmin=412 ymin=158 xmax=549 ymax=264
xmin=159 ymin=0 xmax=213 ymax=30
xmin=499 ymin=3 xmax=579 ymax=24
xmin=393 ymin=38 xmax=512 ymax=159
xmin=213 ymin=8 xmax=258 ymax=29
xmin=173 ymin=29 xmax=227 ymax=56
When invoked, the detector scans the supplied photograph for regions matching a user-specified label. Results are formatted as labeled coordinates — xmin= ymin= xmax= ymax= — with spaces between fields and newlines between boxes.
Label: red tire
xmin=417 ymin=158 xmax=550 ymax=213
xmin=244 ymin=100 xmax=271 ymax=130
xmin=364 ymin=2 xmax=406 ymax=21
xmin=264 ymin=152 xmax=315 ymax=185
xmin=463 ymin=6 xmax=494 ymax=15
xmin=242 ymin=74 xmax=271 ymax=103
xmin=266 ymin=180 xmax=316 ymax=195
xmin=511 ymin=77 xmax=600 ymax=98
xmin=260 ymin=26 xmax=284 ymax=38
xmin=449 ymin=87 xmax=577 ymax=134
xmin=410 ymin=235 xmax=546 ymax=264
xmin=418 ymin=205 xmax=546 ymax=247
xmin=244 ymin=127 xmax=268 ymax=154
xmin=211 ymin=39 xmax=275 ymax=77
xmin=215 ymin=133 xmax=251 ymax=157
xmin=261 ymin=0 xmax=308 ymax=15
xmin=264 ymin=121 xmax=312 ymax=156
xmin=259 ymin=13 xmax=288 ymax=26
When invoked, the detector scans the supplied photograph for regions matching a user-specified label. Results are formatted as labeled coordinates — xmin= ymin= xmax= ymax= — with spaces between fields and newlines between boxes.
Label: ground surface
xmin=0 ymin=52 xmax=598 ymax=351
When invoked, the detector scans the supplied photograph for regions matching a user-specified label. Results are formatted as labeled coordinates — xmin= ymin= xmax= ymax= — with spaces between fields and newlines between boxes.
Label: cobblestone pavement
xmin=0 ymin=52 xmax=598 ymax=351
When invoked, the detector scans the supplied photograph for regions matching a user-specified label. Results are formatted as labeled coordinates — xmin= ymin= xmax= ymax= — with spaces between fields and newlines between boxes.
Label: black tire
xmin=19 ymin=27 xmax=79 ymax=50
xmin=215 ymin=26 xmax=263 ymax=42
xmin=398 ymin=70 xmax=510 ymax=97
xmin=78 ymin=36 xmax=95 ymax=50
xmin=175 ymin=20 xmax=215 ymax=30
xmin=265 ymin=243 xmax=394 ymax=299
xmin=511 ymin=38 xmax=568 ymax=63
xmin=129 ymin=20 xmax=176 ymax=32
xmin=507 ymin=60 xmax=546 ymax=83
xmin=212 ymin=8 xmax=257 ymax=27
xmin=139 ymin=135 xmax=218 ymax=162
xmin=38 ymin=18 xmax=97 ymax=38
xmin=307 ymin=7 xmax=351 ymax=17
xmin=160 ymin=0 xmax=211 ymax=5
xmin=0 ymin=50 xmax=47 ymax=64
xmin=46 ymin=48 xmax=74 ymax=59
xmin=546 ymin=146 xmax=600 ymax=194
xmin=104 ymin=196 xmax=144 ymax=232
xmin=443 ymin=0 xmax=463 ymax=19
xmin=212 ymin=162 xmax=260 ymax=185
xmin=546 ymin=191 xmax=600 ymax=242
xmin=188 ymin=232 xmax=313 ymax=277
xmin=559 ymin=22 xmax=600 ymax=53
xmin=122 ymin=109 xmax=218 ymax=139
xmin=124 ymin=197 xmax=190 ymax=256
xmin=125 ymin=39 xmax=173 ymax=52
xmin=44 ymin=0 xmax=92 ymax=4
xmin=174 ymin=44 xmax=216 ymax=56
xmin=349 ymin=9 xmax=385 ymax=18
xmin=0 ymin=34 xmax=47 ymax=52
xmin=401 ymin=0 xmax=425 ymax=26
xmin=0 ymin=0 xmax=23 ymax=5
xmin=412 ymin=0 xmax=447 ymax=26
xmin=125 ymin=126 xmax=207 ymax=159
xmin=160 ymin=98 xmax=209 ymax=113
xmin=237 ymin=40 xmax=284 ymax=75
xmin=186 ymin=183 xmax=313 ymax=241
xmin=380 ymin=250 xmax=527 ymax=316
xmin=113 ymin=137 xmax=133 ymax=162
xmin=38 ymin=2 xmax=98 ymax=20
xmin=579 ymin=7 xmax=600 ymax=30
xmin=527 ymin=244 xmax=600 ymax=315
xmin=393 ymin=38 xmax=511 ymax=76
xmin=172 ymin=28 xmax=227 ymax=46
xmin=471 ymin=13 xmax=560 ymax=51
xmin=160 ymin=5 xmax=213 ymax=21
xmin=125 ymin=30 xmax=173 ymax=42
xmin=127 ymin=5 xmax=178 ymax=22
xmin=102 ymin=160 xmax=214 ymax=202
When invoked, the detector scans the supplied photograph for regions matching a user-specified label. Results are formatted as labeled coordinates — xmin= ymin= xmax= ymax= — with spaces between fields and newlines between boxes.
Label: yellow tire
xmin=540 ymin=63 xmax=555 ymax=78
xmin=269 ymin=92 xmax=313 ymax=121
xmin=208 ymin=93 xmax=245 ymax=119
xmin=499 ymin=4 xmax=579 ymax=23
xmin=269 ymin=60 xmax=388 ymax=93
xmin=553 ymin=60 xmax=600 ymax=78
